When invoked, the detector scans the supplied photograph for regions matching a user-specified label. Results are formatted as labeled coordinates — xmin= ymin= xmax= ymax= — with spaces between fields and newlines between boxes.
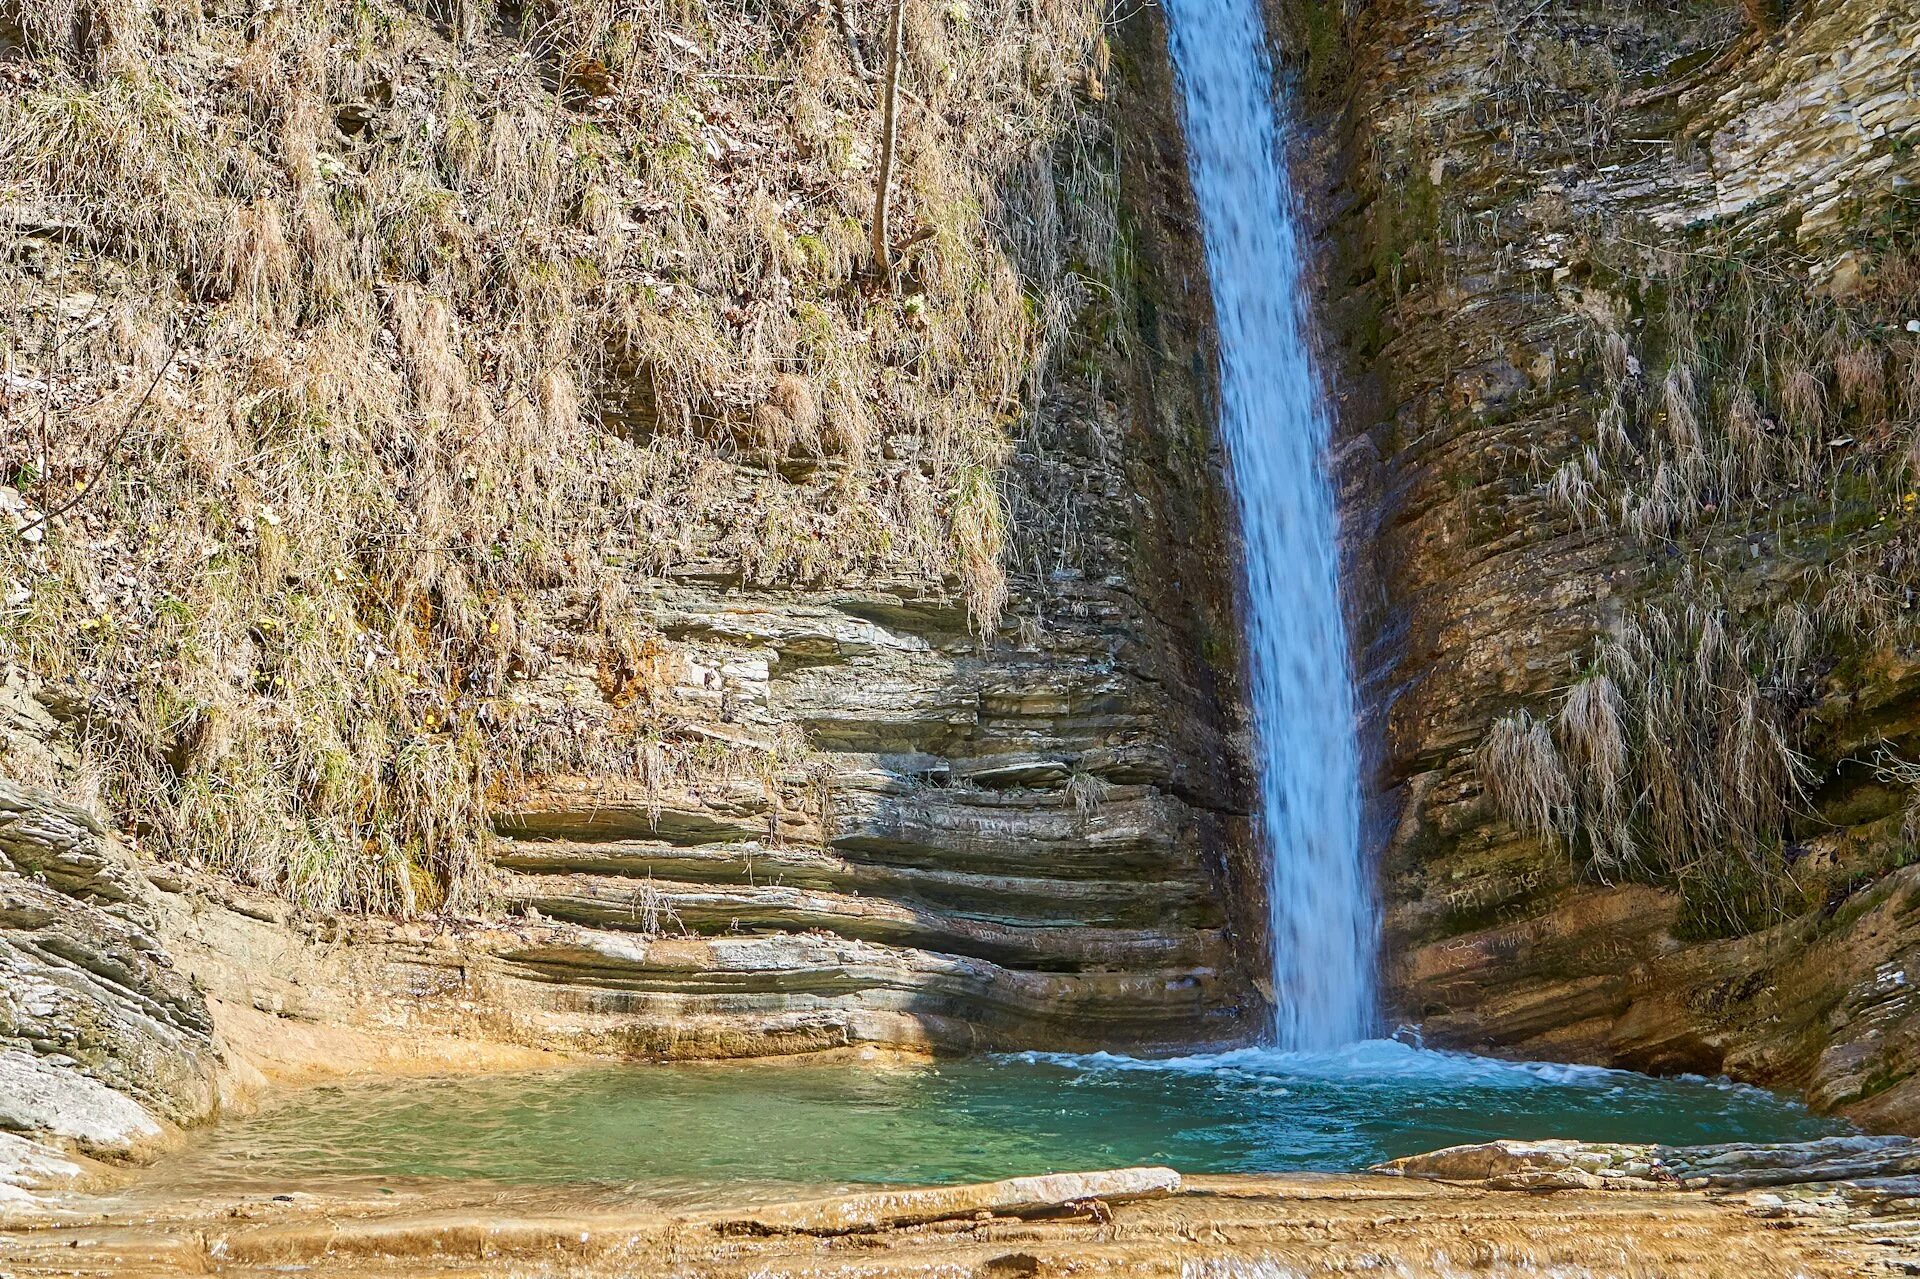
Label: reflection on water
xmin=153 ymin=1040 xmax=1844 ymax=1200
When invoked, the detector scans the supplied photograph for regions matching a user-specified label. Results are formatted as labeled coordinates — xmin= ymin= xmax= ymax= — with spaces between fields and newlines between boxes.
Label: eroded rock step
xmin=495 ymin=840 xmax=1204 ymax=926
xmin=477 ymin=431 xmax=1254 ymax=1050
xmin=484 ymin=928 xmax=1221 ymax=1055
xmin=489 ymin=729 xmax=1237 ymax=1042
xmin=500 ymin=871 xmax=1216 ymax=969
xmin=499 ymin=775 xmax=1216 ymax=879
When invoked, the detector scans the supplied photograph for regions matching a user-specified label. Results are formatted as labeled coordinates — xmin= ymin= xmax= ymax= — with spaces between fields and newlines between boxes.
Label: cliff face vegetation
xmin=0 ymin=0 xmax=1260 ymax=1156
xmin=0 ymin=0 xmax=1111 ymax=912
xmin=1287 ymin=0 xmax=1920 ymax=1124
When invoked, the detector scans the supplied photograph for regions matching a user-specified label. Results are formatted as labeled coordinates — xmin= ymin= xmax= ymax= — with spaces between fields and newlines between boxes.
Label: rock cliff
xmin=0 ymin=775 xmax=220 ymax=1158
xmin=0 ymin=0 xmax=1262 ymax=1163
xmin=1289 ymin=0 xmax=1920 ymax=1125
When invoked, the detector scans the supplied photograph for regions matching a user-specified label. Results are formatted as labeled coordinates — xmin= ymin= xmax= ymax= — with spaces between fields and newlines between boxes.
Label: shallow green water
xmin=164 ymin=1041 xmax=1846 ymax=1198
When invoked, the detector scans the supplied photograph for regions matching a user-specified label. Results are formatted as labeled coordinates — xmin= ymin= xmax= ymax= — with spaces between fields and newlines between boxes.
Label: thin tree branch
xmin=833 ymin=0 xmax=879 ymax=84
xmin=17 ymin=335 xmax=183 ymax=539
xmin=870 ymin=0 xmax=905 ymax=286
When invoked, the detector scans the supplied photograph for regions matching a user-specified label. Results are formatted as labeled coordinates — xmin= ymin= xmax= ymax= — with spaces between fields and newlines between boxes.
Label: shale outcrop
xmin=0 ymin=777 xmax=221 ymax=1161
xmin=1295 ymin=0 xmax=1920 ymax=1124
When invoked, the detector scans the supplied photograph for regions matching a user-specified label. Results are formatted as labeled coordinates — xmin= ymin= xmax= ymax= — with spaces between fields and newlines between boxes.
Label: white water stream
xmin=1162 ymin=0 xmax=1375 ymax=1048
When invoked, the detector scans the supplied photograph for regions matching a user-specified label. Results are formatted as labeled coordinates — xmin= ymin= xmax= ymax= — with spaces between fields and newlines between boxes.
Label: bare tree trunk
xmin=870 ymin=0 xmax=904 ymax=285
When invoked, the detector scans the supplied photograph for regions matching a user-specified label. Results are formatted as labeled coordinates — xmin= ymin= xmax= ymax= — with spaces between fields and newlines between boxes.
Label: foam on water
xmin=1007 ymin=1038 xmax=1752 ymax=1094
xmin=1161 ymin=0 xmax=1373 ymax=1049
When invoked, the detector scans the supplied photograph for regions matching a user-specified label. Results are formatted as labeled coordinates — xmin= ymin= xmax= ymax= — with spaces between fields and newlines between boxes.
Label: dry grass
xmin=0 ymin=0 xmax=1120 ymax=913
xmin=1479 ymin=582 xmax=1816 ymax=935
xmin=1555 ymin=672 xmax=1633 ymax=874
xmin=1065 ymin=766 xmax=1112 ymax=814
xmin=1520 ymin=233 xmax=1919 ymax=929
xmin=1480 ymin=710 xmax=1575 ymax=845
xmin=1550 ymin=233 xmax=1918 ymax=545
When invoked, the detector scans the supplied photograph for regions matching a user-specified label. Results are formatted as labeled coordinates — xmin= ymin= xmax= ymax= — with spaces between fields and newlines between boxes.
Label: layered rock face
xmin=468 ymin=15 xmax=1262 ymax=1056
xmin=0 ymin=776 xmax=220 ymax=1157
xmin=477 ymin=535 xmax=1259 ymax=1054
xmin=0 ymin=0 xmax=1260 ymax=1080
xmin=1293 ymin=0 xmax=1920 ymax=1122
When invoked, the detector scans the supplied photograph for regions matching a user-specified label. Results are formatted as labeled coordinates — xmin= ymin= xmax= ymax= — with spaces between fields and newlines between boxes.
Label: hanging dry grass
xmin=1480 ymin=710 xmax=1575 ymax=845
xmin=1478 ymin=582 xmax=1816 ymax=936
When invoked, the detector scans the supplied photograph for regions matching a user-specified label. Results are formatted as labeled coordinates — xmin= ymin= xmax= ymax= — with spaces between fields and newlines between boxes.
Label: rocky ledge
xmin=3 ymin=1151 xmax=1910 ymax=1277
xmin=1381 ymin=1133 xmax=1920 ymax=1193
xmin=0 ymin=779 xmax=222 ymax=1162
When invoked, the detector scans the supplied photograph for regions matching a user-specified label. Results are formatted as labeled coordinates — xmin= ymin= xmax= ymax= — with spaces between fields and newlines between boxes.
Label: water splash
xmin=1161 ymin=1 xmax=1374 ymax=1047
xmin=1010 ymin=1038 xmax=1744 ymax=1092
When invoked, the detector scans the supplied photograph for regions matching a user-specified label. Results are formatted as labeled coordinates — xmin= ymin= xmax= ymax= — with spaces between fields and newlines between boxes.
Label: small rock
xmin=0 ymin=487 xmax=42 ymax=544
xmin=1372 ymin=1140 xmax=1666 ymax=1190
xmin=1827 ymin=251 xmax=1865 ymax=297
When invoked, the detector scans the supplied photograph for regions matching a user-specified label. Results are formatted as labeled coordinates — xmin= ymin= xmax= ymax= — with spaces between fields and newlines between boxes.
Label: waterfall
xmin=1162 ymin=0 xmax=1375 ymax=1049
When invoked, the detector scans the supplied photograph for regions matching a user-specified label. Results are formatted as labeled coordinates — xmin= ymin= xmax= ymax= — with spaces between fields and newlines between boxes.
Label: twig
xmin=895 ymin=225 xmax=937 ymax=255
xmin=15 ymin=318 xmax=87 ymax=497
xmin=832 ymin=0 xmax=879 ymax=84
xmin=17 ymin=334 xmax=183 ymax=539
xmin=1620 ymin=33 xmax=1757 ymax=110
xmin=870 ymin=0 xmax=905 ymax=285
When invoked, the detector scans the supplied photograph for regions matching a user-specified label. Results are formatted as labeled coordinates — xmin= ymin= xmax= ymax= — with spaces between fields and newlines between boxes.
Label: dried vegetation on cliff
xmin=0 ymin=0 xmax=1117 ymax=913
xmin=1273 ymin=0 xmax=1920 ymax=945
xmin=1488 ymin=218 xmax=1920 ymax=934
xmin=1437 ymin=0 xmax=1920 ymax=935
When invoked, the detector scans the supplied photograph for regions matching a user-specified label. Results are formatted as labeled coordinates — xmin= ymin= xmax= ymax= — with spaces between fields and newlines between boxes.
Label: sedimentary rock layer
xmin=0 ymin=780 xmax=220 ymax=1156
xmin=3 ymin=1163 xmax=1904 ymax=1277
xmin=1296 ymin=0 xmax=1920 ymax=1123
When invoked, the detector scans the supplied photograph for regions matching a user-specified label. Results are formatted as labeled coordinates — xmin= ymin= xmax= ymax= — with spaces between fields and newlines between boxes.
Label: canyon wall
xmin=0 ymin=0 xmax=1260 ymax=1163
xmin=17 ymin=0 xmax=1920 ymax=1174
xmin=1291 ymin=0 xmax=1920 ymax=1125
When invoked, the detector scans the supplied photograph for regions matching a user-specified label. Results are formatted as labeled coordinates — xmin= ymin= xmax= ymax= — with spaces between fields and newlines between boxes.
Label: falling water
xmin=1162 ymin=0 xmax=1374 ymax=1048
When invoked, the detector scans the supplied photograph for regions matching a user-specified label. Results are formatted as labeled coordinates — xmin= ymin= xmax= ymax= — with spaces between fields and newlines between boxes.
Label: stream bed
xmin=149 ymin=1040 xmax=1846 ymax=1203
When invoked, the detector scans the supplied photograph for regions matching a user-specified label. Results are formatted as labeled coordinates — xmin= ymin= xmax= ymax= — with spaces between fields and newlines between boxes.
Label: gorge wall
xmin=0 ymin=0 xmax=1262 ymax=1165
xmin=11 ymin=0 xmax=1920 ymax=1186
xmin=1288 ymin=0 xmax=1920 ymax=1127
